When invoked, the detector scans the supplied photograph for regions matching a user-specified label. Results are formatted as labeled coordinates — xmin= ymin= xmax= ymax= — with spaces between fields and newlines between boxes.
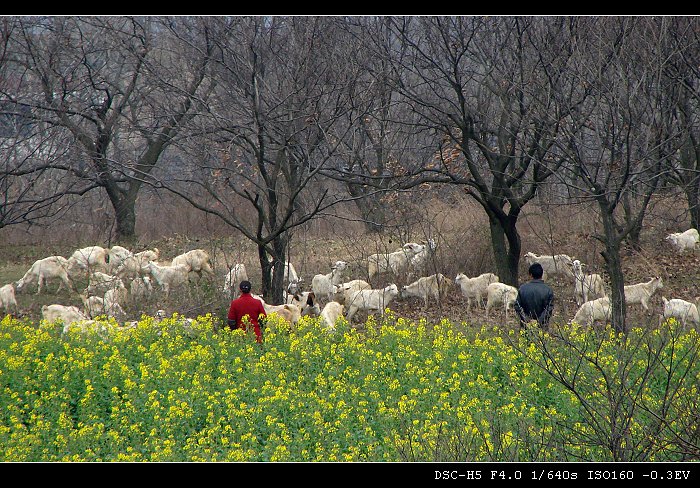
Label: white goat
xmin=524 ymin=252 xmax=575 ymax=281
xmin=400 ymin=273 xmax=451 ymax=310
xmin=223 ymin=263 xmax=249 ymax=297
xmin=661 ymin=297 xmax=700 ymax=328
xmin=103 ymin=299 xmax=126 ymax=318
xmin=107 ymin=245 xmax=133 ymax=273
xmin=15 ymin=256 xmax=74 ymax=294
xmin=624 ymin=277 xmax=663 ymax=314
xmin=60 ymin=319 xmax=97 ymax=337
xmin=665 ymin=229 xmax=699 ymax=253
xmin=81 ymin=294 xmax=106 ymax=318
xmin=0 ymin=283 xmax=18 ymax=314
xmin=135 ymin=248 xmax=159 ymax=262
xmin=408 ymin=239 xmax=437 ymax=278
xmin=81 ymin=280 xmax=128 ymax=318
xmin=346 ymin=283 xmax=400 ymax=323
xmin=572 ymin=296 xmax=612 ymax=327
xmin=285 ymin=278 xmax=303 ymax=297
xmin=455 ymin=272 xmax=500 ymax=311
xmin=115 ymin=249 xmax=158 ymax=282
xmin=485 ymin=282 xmax=519 ymax=318
xmin=41 ymin=304 xmax=88 ymax=325
xmin=67 ymin=246 xmax=110 ymax=274
xmin=144 ymin=261 xmax=190 ymax=297
xmin=320 ymin=301 xmax=345 ymax=331
xmin=84 ymin=271 xmax=124 ymax=296
xmin=570 ymin=260 xmax=606 ymax=306
xmin=287 ymin=291 xmax=322 ymax=317
xmin=170 ymin=249 xmax=214 ymax=280
xmin=311 ymin=260 xmax=348 ymax=305
xmin=333 ymin=279 xmax=372 ymax=305
xmin=60 ymin=319 xmax=130 ymax=339
xmin=104 ymin=281 xmax=128 ymax=310
xmin=114 ymin=256 xmax=141 ymax=282
xmin=129 ymin=276 xmax=154 ymax=300
xmin=368 ymin=242 xmax=425 ymax=281
xmin=263 ymin=302 xmax=302 ymax=326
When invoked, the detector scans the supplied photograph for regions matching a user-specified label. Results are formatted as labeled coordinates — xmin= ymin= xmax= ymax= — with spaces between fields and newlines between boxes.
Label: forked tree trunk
xmin=685 ymin=180 xmax=700 ymax=231
xmin=108 ymin=191 xmax=138 ymax=243
xmin=259 ymin=235 xmax=288 ymax=305
xmin=488 ymin=213 xmax=522 ymax=288
xmin=599 ymin=203 xmax=627 ymax=334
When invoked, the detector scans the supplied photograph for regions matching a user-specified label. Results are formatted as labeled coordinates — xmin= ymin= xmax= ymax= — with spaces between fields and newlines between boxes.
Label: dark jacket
xmin=514 ymin=279 xmax=554 ymax=329
xmin=227 ymin=292 xmax=267 ymax=343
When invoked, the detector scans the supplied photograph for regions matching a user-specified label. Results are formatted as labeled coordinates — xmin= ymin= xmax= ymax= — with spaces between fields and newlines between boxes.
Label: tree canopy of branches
xmin=662 ymin=17 xmax=700 ymax=230
xmin=555 ymin=17 xmax=679 ymax=333
xmin=1 ymin=16 xmax=217 ymax=242
xmin=153 ymin=17 xmax=362 ymax=302
xmin=364 ymin=17 xmax=575 ymax=286
xmin=1 ymin=20 xmax=85 ymax=229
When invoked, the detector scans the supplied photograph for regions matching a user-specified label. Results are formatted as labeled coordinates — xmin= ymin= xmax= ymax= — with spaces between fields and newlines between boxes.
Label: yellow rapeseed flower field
xmin=0 ymin=312 xmax=698 ymax=461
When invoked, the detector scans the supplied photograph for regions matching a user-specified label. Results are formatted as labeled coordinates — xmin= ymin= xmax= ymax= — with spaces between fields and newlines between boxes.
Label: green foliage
xmin=0 ymin=312 xmax=697 ymax=461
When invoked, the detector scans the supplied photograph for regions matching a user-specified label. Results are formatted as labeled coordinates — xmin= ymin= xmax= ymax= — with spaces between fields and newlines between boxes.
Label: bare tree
xmin=0 ymin=18 xmax=95 ymax=230
xmin=0 ymin=121 xmax=95 ymax=231
xmin=154 ymin=17 xmax=362 ymax=303
xmin=1 ymin=16 xmax=217 ymax=242
xmin=555 ymin=17 xmax=677 ymax=333
xmin=662 ymin=17 xmax=700 ymax=230
xmin=513 ymin=323 xmax=700 ymax=461
xmin=326 ymin=17 xmax=433 ymax=234
xmin=359 ymin=16 xmax=576 ymax=286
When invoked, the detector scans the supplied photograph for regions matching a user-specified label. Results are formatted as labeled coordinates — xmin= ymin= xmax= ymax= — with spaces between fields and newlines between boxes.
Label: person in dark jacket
xmin=227 ymin=280 xmax=267 ymax=343
xmin=514 ymin=262 xmax=554 ymax=330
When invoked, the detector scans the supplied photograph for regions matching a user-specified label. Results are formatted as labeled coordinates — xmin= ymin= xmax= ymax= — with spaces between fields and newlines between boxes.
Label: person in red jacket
xmin=227 ymin=280 xmax=267 ymax=343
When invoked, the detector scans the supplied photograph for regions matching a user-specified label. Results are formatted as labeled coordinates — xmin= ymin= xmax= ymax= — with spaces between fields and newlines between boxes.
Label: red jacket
xmin=227 ymin=292 xmax=267 ymax=342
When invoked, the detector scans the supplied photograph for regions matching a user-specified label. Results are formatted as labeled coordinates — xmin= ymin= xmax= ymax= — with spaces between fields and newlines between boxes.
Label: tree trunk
xmin=503 ymin=215 xmax=522 ymax=287
xmin=625 ymin=220 xmax=643 ymax=252
xmin=259 ymin=245 xmax=273 ymax=301
xmin=685 ymin=180 xmax=700 ymax=231
xmin=110 ymin=193 xmax=138 ymax=243
xmin=348 ymin=184 xmax=387 ymax=233
xmin=600 ymin=205 xmax=627 ymax=334
xmin=259 ymin=235 xmax=288 ymax=305
xmin=270 ymin=237 xmax=287 ymax=305
xmin=488 ymin=213 xmax=521 ymax=287
xmin=622 ymin=192 xmax=644 ymax=251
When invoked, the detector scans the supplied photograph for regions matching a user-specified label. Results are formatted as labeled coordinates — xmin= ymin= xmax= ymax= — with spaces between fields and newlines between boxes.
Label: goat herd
xmin=1 ymin=229 xmax=699 ymax=336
